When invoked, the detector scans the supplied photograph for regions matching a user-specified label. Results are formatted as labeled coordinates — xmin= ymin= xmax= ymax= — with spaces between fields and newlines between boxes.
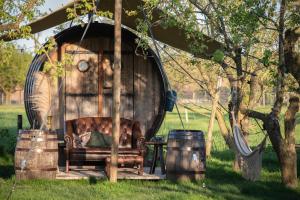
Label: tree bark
xmin=110 ymin=0 xmax=122 ymax=183
xmin=285 ymin=27 xmax=300 ymax=91
xmin=281 ymin=96 xmax=299 ymax=188
xmin=215 ymin=108 xmax=235 ymax=150
xmin=242 ymin=95 xmax=299 ymax=188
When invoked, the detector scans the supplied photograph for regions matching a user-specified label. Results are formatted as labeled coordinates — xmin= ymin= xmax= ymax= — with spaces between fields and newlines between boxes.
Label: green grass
xmin=0 ymin=105 xmax=300 ymax=200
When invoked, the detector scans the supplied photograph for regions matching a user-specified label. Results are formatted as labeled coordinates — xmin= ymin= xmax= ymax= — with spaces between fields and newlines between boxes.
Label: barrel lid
xmin=168 ymin=130 xmax=204 ymax=139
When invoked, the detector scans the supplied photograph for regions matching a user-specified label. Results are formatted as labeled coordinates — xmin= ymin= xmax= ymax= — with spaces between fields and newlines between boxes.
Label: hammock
xmin=232 ymin=112 xmax=267 ymax=181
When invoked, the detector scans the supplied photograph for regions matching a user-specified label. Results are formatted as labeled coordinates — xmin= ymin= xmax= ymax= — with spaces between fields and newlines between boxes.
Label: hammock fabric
xmin=232 ymin=112 xmax=267 ymax=181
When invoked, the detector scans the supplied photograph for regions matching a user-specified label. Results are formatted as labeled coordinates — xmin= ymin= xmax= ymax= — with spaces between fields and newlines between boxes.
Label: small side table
xmin=146 ymin=141 xmax=167 ymax=174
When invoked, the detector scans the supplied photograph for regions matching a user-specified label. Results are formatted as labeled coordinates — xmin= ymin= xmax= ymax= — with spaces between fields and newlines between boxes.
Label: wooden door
xmin=101 ymin=51 xmax=134 ymax=119
xmin=64 ymin=44 xmax=101 ymax=120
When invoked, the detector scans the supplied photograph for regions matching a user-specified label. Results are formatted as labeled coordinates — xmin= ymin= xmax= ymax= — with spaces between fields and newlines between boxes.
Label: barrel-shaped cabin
xmin=24 ymin=22 xmax=168 ymax=141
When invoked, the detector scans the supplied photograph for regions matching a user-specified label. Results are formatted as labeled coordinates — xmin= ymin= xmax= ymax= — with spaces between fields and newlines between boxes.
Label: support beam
xmin=110 ymin=0 xmax=122 ymax=183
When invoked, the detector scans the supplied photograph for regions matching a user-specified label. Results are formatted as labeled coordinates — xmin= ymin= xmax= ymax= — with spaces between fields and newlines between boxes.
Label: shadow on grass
xmin=210 ymin=149 xmax=235 ymax=162
xmin=206 ymin=162 xmax=300 ymax=200
xmin=211 ymin=146 xmax=300 ymax=174
xmin=143 ymin=149 xmax=300 ymax=200
xmin=0 ymin=164 xmax=14 ymax=179
xmin=0 ymin=154 xmax=14 ymax=179
xmin=88 ymin=176 xmax=98 ymax=184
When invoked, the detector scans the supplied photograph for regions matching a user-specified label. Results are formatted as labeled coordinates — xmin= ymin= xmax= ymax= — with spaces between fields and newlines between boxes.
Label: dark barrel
xmin=166 ymin=130 xmax=206 ymax=181
xmin=15 ymin=130 xmax=58 ymax=180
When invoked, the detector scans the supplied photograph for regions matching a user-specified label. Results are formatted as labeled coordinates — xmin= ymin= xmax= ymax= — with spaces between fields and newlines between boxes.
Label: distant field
xmin=0 ymin=104 xmax=299 ymax=200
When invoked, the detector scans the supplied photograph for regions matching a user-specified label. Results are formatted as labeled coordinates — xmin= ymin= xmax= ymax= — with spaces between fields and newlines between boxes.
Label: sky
xmin=15 ymin=0 xmax=70 ymax=52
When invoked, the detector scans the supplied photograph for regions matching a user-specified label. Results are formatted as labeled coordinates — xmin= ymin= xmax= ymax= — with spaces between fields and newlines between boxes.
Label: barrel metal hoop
xmin=18 ymin=138 xmax=58 ymax=141
xmin=16 ymin=148 xmax=58 ymax=152
xmin=167 ymin=147 xmax=204 ymax=151
xmin=168 ymin=136 xmax=204 ymax=139
xmin=19 ymin=131 xmax=57 ymax=135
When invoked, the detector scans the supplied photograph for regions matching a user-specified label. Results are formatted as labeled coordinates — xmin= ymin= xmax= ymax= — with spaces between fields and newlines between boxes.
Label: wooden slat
xmin=98 ymin=50 xmax=103 ymax=116
xmin=48 ymin=50 xmax=60 ymax=130
xmin=102 ymin=38 xmax=114 ymax=118
xmin=133 ymin=55 xmax=161 ymax=137
xmin=59 ymin=44 xmax=66 ymax=130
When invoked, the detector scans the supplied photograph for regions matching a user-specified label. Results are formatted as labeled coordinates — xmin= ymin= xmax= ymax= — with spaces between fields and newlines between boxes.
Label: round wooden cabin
xmin=24 ymin=22 xmax=168 ymax=140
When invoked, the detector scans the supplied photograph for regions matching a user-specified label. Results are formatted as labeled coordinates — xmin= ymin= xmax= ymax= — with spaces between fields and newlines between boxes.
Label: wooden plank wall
xmin=64 ymin=41 xmax=99 ymax=120
xmin=48 ymin=50 xmax=59 ymax=131
xmin=133 ymin=56 xmax=161 ymax=137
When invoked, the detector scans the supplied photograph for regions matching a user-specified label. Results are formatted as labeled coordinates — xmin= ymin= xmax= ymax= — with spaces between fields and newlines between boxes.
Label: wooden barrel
xmin=166 ymin=130 xmax=206 ymax=181
xmin=15 ymin=130 xmax=58 ymax=180
xmin=24 ymin=23 xmax=168 ymax=141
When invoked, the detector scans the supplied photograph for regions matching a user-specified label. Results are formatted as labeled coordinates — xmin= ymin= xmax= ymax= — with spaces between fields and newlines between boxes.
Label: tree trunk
xmin=215 ymin=108 xmax=235 ymax=149
xmin=206 ymin=91 xmax=219 ymax=157
xmin=110 ymin=0 xmax=122 ymax=183
xmin=281 ymin=96 xmax=299 ymax=188
xmin=4 ymin=91 xmax=11 ymax=104
xmin=259 ymin=96 xmax=299 ymax=188
xmin=280 ymin=142 xmax=298 ymax=188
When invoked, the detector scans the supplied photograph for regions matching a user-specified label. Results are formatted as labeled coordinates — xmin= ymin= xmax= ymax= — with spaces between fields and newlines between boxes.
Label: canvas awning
xmin=21 ymin=0 xmax=224 ymax=58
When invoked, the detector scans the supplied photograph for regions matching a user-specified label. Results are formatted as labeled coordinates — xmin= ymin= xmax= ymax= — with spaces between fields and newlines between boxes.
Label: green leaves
xmin=227 ymin=0 xmax=265 ymax=46
xmin=260 ymin=49 xmax=272 ymax=67
xmin=0 ymin=0 xmax=45 ymax=40
xmin=43 ymin=54 xmax=73 ymax=78
xmin=212 ymin=50 xmax=225 ymax=63
xmin=66 ymin=0 xmax=113 ymax=27
xmin=124 ymin=10 xmax=138 ymax=17
xmin=0 ymin=43 xmax=32 ymax=93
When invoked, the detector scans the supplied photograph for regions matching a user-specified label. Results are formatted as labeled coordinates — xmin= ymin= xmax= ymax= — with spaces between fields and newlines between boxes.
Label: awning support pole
xmin=110 ymin=0 xmax=122 ymax=183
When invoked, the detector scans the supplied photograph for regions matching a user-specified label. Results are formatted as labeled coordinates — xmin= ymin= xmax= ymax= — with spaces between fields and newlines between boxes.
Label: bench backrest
xmin=66 ymin=117 xmax=141 ymax=148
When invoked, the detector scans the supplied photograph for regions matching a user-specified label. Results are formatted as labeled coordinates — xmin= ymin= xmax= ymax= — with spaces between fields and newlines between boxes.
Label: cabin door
xmin=101 ymin=52 xmax=134 ymax=119
xmin=64 ymin=45 xmax=102 ymax=120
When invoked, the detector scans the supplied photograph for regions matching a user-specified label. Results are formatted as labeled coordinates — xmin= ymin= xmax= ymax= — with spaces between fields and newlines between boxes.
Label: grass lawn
xmin=0 ymin=104 xmax=300 ymax=200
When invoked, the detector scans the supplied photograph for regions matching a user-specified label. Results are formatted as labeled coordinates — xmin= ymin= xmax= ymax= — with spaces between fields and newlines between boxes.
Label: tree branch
xmin=0 ymin=0 xmax=40 ymax=32
xmin=240 ymin=106 xmax=268 ymax=122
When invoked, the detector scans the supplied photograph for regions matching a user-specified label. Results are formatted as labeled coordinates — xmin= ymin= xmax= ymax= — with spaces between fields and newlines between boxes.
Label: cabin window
xmin=77 ymin=60 xmax=90 ymax=72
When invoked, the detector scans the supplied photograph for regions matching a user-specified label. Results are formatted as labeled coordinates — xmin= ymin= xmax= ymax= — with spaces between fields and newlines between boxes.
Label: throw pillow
xmin=80 ymin=132 xmax=92 ymax=147
xmin=72 ymin=132 xmax=91 ymax=148
xmin=72 ymin=133 xmax=82 ymax=148
xmin=86 ymin=131 xmax=112 ymax=148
